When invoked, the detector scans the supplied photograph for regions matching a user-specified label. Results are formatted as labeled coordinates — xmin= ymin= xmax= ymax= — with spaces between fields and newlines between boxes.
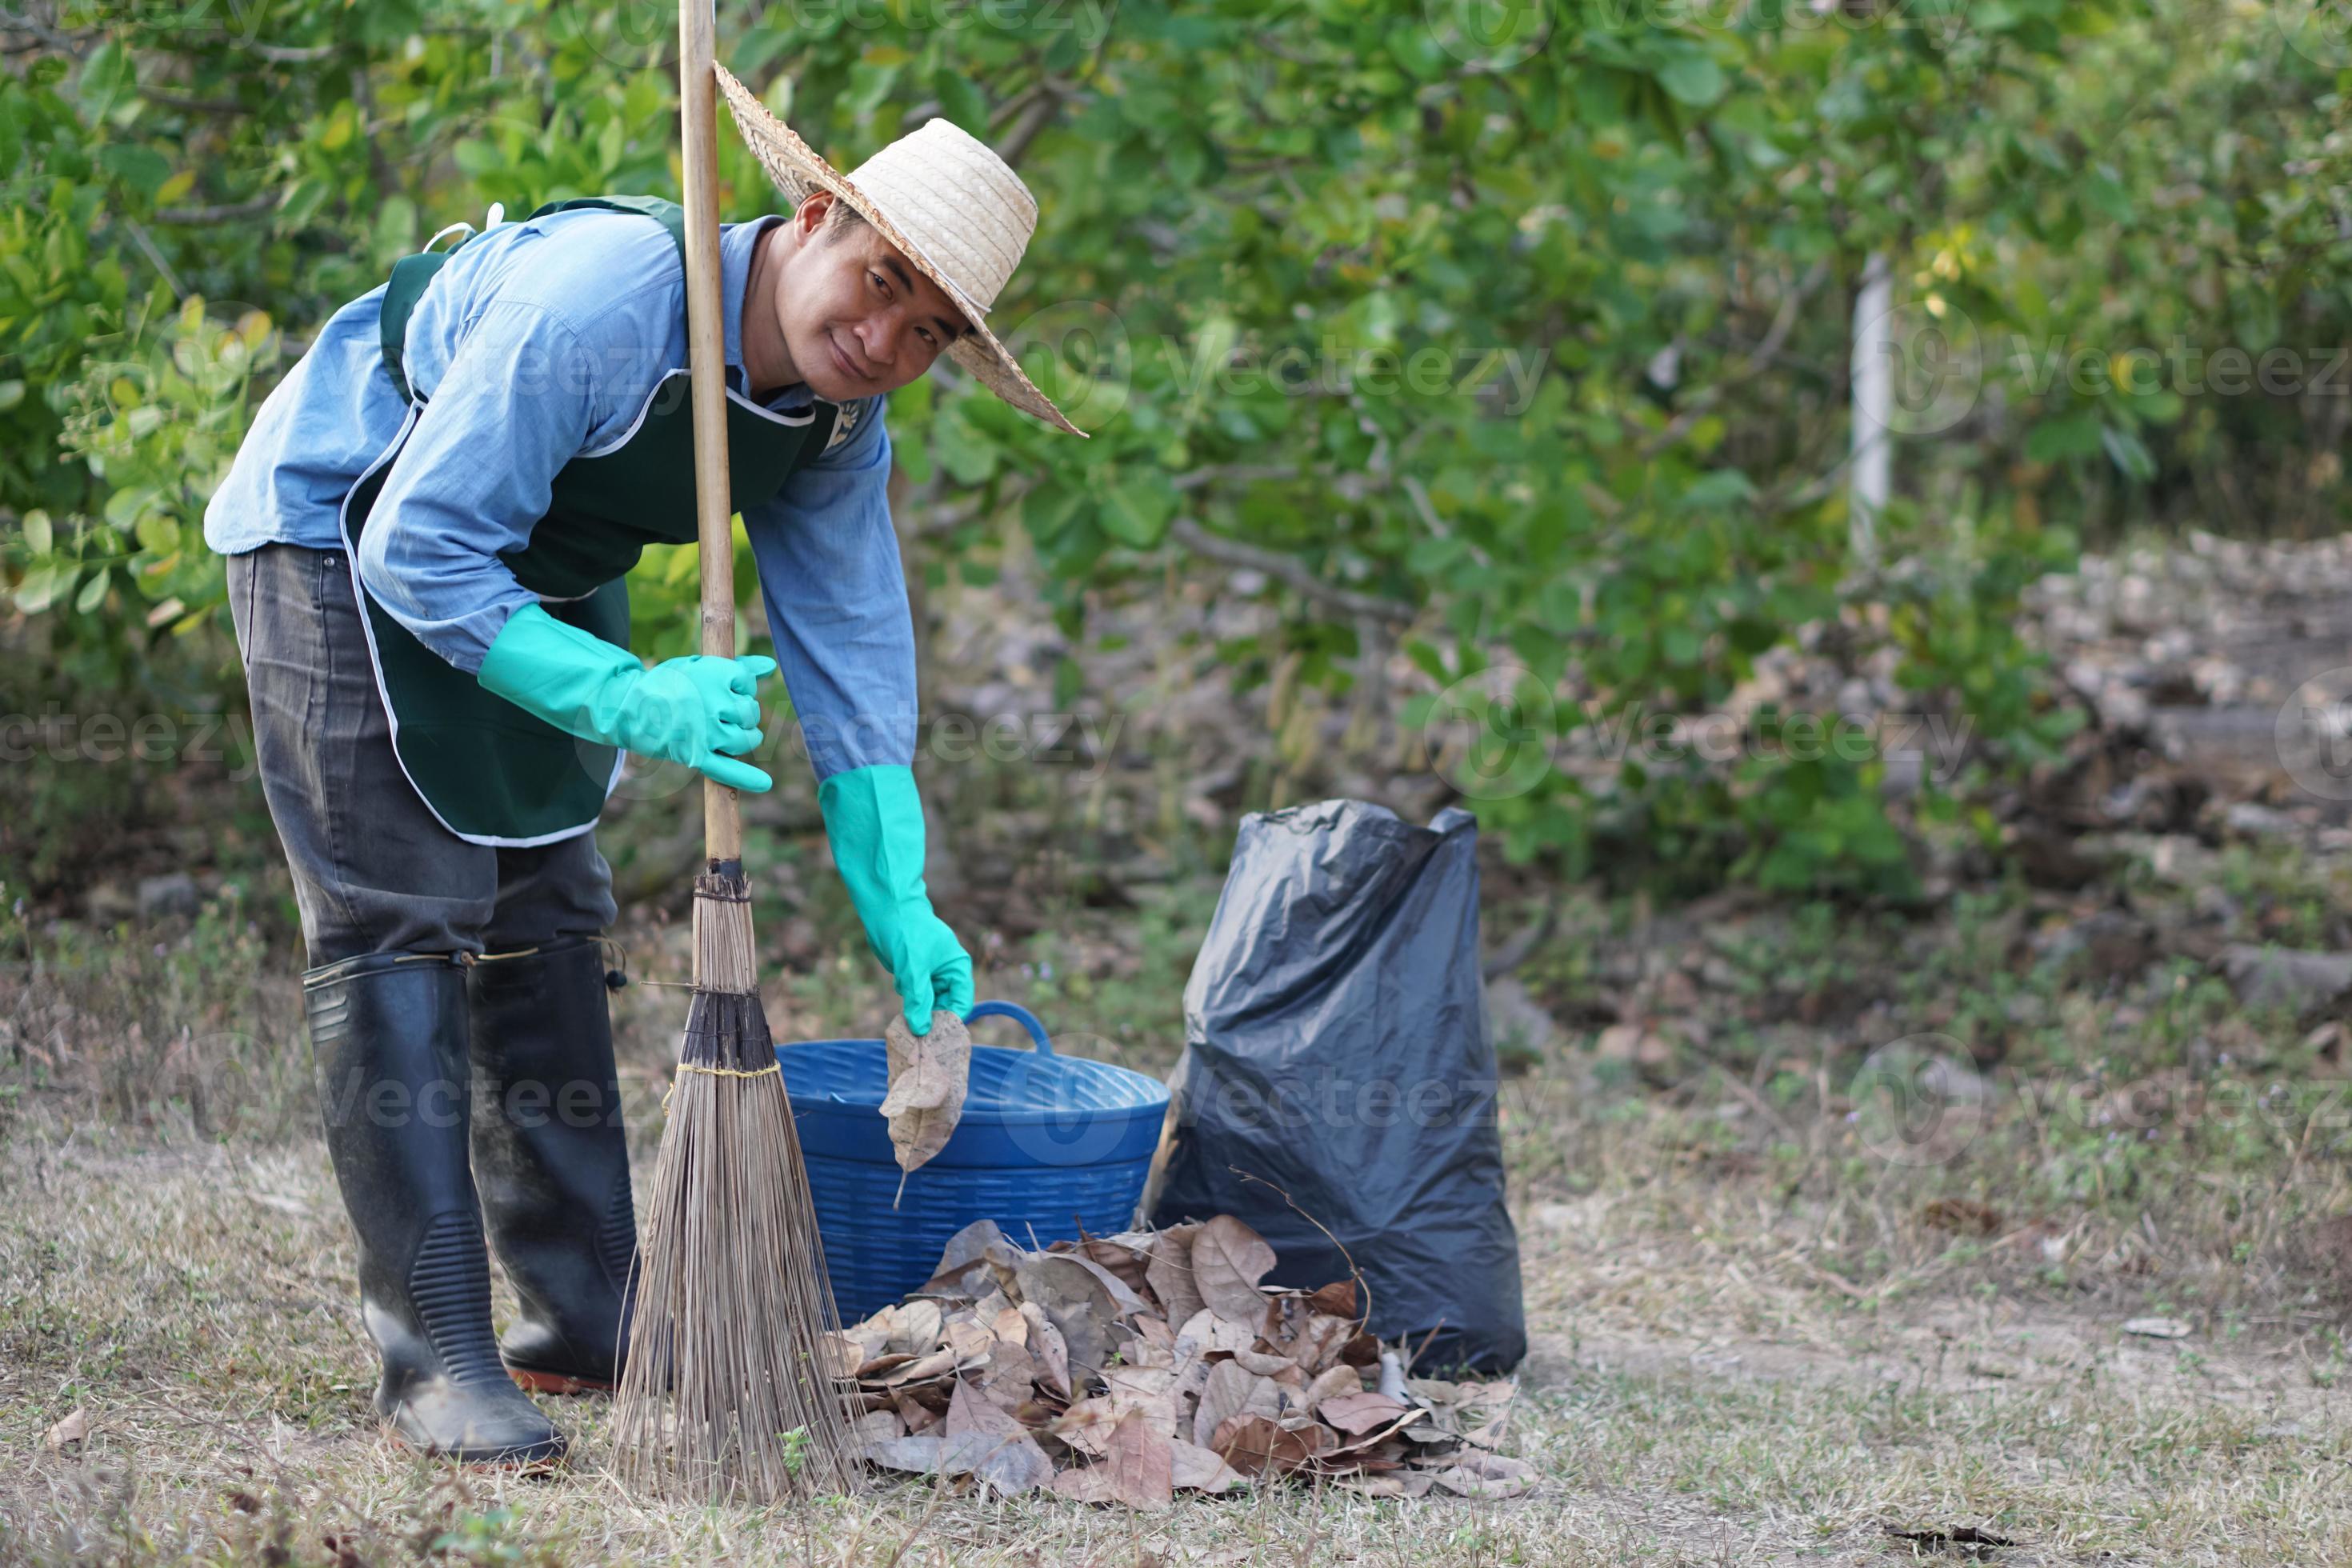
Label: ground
xmin=5 ymin=534 xmax=2352 ymax=1563
xmin=5 ymin=869 xmax=2348 ymax=1566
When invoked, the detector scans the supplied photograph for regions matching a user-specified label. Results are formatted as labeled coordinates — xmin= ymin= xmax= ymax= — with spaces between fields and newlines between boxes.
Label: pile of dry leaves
xmin=818 ymin=1215 xmax=1533 ymax=1509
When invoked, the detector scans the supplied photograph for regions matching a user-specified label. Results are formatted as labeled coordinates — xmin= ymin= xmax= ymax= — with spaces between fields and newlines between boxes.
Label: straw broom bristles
xmin=610 ymin=864 xmax=864 ymax=1502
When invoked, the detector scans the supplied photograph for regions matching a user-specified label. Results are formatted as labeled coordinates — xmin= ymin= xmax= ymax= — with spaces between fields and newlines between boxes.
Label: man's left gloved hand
xmin=818 ymin=764 xmax=974 ymax=1036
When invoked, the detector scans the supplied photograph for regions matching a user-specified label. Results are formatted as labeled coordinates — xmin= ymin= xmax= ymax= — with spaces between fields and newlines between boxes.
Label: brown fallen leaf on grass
xmin=1210 ymin=1414 xmax=1328 ymax=1477
xmin=882 ymin=1010 xmax=971 ymax=1192
xmin=43 ymin=1408 xmax=88 ymax=1453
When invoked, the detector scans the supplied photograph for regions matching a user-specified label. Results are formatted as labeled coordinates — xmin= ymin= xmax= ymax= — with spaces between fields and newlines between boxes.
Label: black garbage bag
xmin=1150 ymin=798 xmax=1526 ymax=1374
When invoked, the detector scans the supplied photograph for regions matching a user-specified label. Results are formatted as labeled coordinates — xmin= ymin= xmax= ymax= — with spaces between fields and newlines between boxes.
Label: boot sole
xmin=506 ymin=1366 xmax=615 ymax=1396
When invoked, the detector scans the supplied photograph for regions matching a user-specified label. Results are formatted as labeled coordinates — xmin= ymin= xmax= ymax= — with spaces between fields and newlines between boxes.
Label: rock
xmin=1595 ymin=1024 xmax=1680 ymax=1089
xmin=137 ymin=873 xmax=202 ymax=922
xmin=2120 ymin=1317 xmax=2193 ymax=1339
xmin=1483 ymin=978 xmax=1560 ymax=1056
xmin=2217 ymin=945 xmax=2352 ymax=1014
xmin=2222 ymin=802 xmax=2299 ymax=839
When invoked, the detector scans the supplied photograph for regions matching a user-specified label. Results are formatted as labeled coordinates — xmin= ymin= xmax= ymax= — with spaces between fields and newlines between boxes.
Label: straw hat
xmin=715 ymin=65 xmax=1087 ymax=439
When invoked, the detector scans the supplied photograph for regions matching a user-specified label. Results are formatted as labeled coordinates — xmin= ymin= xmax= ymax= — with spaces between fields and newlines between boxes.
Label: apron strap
xmin=376 ymin=196 xmax=688 ymax=403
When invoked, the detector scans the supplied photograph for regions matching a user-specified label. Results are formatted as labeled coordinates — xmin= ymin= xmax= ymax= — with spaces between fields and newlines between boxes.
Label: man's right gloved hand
xmin=475 ymin=602 xmax=775 ymax=792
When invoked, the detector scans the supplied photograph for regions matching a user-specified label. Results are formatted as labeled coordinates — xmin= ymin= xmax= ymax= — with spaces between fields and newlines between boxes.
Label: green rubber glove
xmin=819 ymin=764 xmax=974 ymax=1036
xmin=476 ymin=602 xmax=775 ymax=793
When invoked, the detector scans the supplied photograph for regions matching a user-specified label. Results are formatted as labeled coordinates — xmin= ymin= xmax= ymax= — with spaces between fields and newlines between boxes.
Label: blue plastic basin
xmin=778 ymin=1001 xmax=1169 ymax=1323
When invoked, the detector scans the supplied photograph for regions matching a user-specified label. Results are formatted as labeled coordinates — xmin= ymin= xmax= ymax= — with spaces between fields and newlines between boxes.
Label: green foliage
xmin=1 ymin=0 xmax=2339 ymax=897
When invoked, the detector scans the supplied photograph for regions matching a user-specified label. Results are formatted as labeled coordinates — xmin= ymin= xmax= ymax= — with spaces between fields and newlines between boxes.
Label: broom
xmin=608 ymin=0 xmax=863 ymax=1503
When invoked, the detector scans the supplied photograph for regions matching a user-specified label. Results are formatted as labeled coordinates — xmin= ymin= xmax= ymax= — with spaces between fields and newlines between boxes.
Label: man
xmin=203 ymin=67 xmax=1085 ymax=1464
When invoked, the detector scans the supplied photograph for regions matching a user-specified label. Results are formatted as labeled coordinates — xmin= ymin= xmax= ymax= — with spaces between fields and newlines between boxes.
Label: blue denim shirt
xmin=204 ymin=206 xmax=915 ymax=782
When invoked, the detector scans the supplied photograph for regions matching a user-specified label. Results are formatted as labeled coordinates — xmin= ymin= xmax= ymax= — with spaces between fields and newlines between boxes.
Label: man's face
xmin=771 ymin=190 xmax=971 ymax=401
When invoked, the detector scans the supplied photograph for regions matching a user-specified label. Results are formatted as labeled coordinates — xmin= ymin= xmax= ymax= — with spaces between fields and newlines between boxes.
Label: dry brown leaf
xmin=1020 ymin=1300 xmax=1072 ymax=1397
xmin=1146 ymin=1223 xmax=1208 ymax=1326
xmin=1287 ymin=1313 xmax=1358 ymax=1374
xmin=1052 ymin=1465 xmax=1121 ymax=1504
xmin=1131 ymin=1314 xmax=1178 ymax=1359
xmin=1209 ymin=1414 xmax=1326 ymax=1477
xmin=882 ymin=1348 xmax=959 ymax=1386
xmin=888 ymin=1299 xmax=943 ymax=1356
xmin=943 ymin=1377 xmax=1056 ymax=1495
xmin=1168 ymin=1350 xmax=1215 ymax=1442
xmin=1054 ymin=1396 xmax=1121 ymax=1458
xmin=882 ymin=1010 xmax=971 ymax=1178
xmin=1168 ymin=1436 xmax=1247 ymax=1494
xmin=978 ymin=1337 xmax=1037 ymax=1404
xmin=1334 ymin=1470 xmax=1434 ymax=1498
xmin=1015 ymin=1254 xmax=1119 ymax=1376
xmin=1193 ymin=1359 xmax=1282 ymax=1450
xmin=1193 ymin=1216 xmax=1277 ymax=1326
xmin=1328 ymin=1407 xmax=1430 ymax=1454
xmin=1175 ymin=1308 xmax=1257 ymax=1357
xmin=1229 ymin=1348 xmax=1298 ymax=1378
xmin=862 ymin=1434 xmax=943 ymax=1473
xmin=841 ymin=1313 xmax=897 ymax=1361
xmin=814 ymin=1333 xmax=866 ymax=1381
xmin=921 ymin=1218 xmax=1010 ymax=1297
xmin=1060 ymin=1253 xmax=1154 ymax=1320
xmin=943 ymin=1315 xmax=996 ymax=1363
xmin=1302 ymin=1364 xmax=1363 ymax=1412
xmin=1065 ymin=1236 xmax=1154 ymax=1297
xmin=1304 ymin=1279 xmax=1359 ymax=1319
xmin=43 ymin=1409 xmax=88 ymax=1452
xmin=1428 ymin=1451 xmax=1538 ymax=1498
xmin=1103 ymin=1366 xmax=1178 ymax=1436
xmin=1103 ymin=1410 xmax=1174 ymax=1510
xmin=1318 ymin=1391 xmax=1413 ymax=1435
xmin=847 ymin=1410 xmax=904 ymax=1446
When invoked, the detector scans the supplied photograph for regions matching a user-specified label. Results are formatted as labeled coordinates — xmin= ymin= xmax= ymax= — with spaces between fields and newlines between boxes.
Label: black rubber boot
xmin=304 ymin=952 xmax=566 ymax=1465
xmin=466 ymin=938 xmax=637 ymax=1394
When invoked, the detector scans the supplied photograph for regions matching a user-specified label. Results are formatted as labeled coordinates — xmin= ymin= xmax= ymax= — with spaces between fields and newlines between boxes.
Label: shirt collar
xmin=721 ymin=215 xmax=814 ymax=412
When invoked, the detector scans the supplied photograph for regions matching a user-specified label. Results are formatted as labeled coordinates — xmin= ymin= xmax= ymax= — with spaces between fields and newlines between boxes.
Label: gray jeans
xmin=228 ymin=542 xmax=618 ymax=967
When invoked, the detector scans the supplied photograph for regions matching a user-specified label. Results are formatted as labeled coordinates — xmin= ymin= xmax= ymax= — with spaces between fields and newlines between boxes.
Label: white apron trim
xmin=335 ymin=400 xmax=626 ymax=850
xmin=580 ymin=369 xmax=819 ymax=460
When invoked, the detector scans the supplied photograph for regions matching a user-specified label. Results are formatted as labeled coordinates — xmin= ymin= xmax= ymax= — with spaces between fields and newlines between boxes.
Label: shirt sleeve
xmin=350 ymin=298 xmax=602 ymax=674
xmin=741 ymin=394 xmax=918 ymax=784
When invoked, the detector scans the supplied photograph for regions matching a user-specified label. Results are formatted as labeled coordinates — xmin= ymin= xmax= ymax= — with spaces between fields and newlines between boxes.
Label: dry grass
xmin=3 ymin=1070 xmax=2346 ymax=1566
xmin=4 ymin=870 xmax=2350 ymax=1565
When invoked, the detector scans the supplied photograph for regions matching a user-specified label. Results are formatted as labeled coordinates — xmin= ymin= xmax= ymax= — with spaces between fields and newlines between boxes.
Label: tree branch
xmin=1635 ymin=258 xmax=1830 ymax=460
xmin=154 ymin=193 xmax=276 ymax=225
xmin=995 ymin=80 xmax=1067 ymax=169
xmin=1167 ymin=515 xmax=1415 ymax=626
xmin=242 ymin=41 xmax=338 ymax=63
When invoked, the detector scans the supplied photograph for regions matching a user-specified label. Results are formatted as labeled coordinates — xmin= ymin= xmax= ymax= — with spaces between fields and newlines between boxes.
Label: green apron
xmin=337 ymin=196 xmax=841 ymax=847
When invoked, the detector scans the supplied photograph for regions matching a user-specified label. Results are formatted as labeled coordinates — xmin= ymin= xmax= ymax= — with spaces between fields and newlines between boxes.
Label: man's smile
xmin=828 ymin=330 xmax=869 ymax=383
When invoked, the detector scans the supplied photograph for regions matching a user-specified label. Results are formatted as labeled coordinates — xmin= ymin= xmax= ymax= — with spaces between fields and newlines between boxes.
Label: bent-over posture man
xmin=205 ymin=68 xmax=1085 ymax=1463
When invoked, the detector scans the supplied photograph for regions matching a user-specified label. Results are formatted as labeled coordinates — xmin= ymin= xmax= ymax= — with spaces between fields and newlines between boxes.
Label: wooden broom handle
xmin=678 ymin=0 xmax=741 ymax=865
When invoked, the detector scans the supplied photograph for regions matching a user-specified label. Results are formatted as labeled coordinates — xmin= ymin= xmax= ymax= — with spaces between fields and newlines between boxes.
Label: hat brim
xmin=715 ymin=65 xmax=1088 ymax=439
